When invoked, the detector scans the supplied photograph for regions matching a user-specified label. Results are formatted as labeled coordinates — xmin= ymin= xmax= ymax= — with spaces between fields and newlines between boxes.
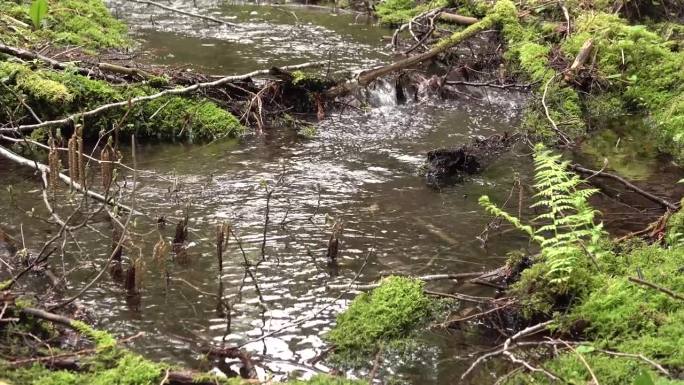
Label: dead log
xmin=439 ymin=12 xmax=478 ymax=25
xmin=564 ymin=38 xmax=593 ymax=82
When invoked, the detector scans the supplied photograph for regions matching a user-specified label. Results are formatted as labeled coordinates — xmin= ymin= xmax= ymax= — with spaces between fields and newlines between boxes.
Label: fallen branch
xmin=127 ymin=0 xmax=241 ymax=27
xmin=439 ymin=12 xmax=478 ymax=25
xmin=424 ymin=289 xmax=497 ymax=304
xmin=461 ymin=320 xmax=554 ymax=380
xmin=0 ymin=145 xmax=135 ymax=213
xmin=445 ymin=80 xmax=535 ymax=89
xmin=564 ymin=38 xmax=593 ymax=82
xmin=570 ymin=164 xmax=678 ymax=211
xmin=325 ymin=272 xmax=486 ymax=290
xmin=6 ymin=62 xmax=323 ymax=133
xmin=628 ymin=276 xmax=684 ymax=301
xmin=541 ymin=73 xmax=572 ymax=145
xmin=356 ymin=10 xmax=501 ymax=86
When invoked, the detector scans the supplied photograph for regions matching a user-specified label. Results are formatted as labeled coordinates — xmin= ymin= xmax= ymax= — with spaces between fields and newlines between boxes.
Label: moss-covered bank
xmin=0 ymin=0 xmax=128 ymax=50
xmin=0 ymin=0 xmax=243 ymax=142
xmin=381 ymin=0 xmax=684 ymax=162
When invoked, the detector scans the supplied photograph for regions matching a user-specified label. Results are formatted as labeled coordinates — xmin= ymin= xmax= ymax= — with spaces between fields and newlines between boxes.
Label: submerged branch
xmin=570 ymin=164 xmax=678 ymax=211
xmin=126 ymin=0 xmax=241 ymax=27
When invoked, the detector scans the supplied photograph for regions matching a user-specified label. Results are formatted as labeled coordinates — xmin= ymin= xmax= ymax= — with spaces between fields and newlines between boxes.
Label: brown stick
xmin=438 ymin=12 xmax=478 ymax=25
xmin=564 ymin=38 xmax=593 ymax=82
xmin=98 ymin=62 xmax=152 ymax=79
xmin=628 ymin=277 xmax=684 ymax=301
xmin=569 ymin=164 xmax=678 ymax=211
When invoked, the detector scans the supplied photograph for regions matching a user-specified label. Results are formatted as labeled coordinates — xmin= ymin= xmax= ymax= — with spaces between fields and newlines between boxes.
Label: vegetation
xmin=0 ymin=0 xmax=129 ymax=50
xmin=479 ymin=145 xmax=683 ymax=384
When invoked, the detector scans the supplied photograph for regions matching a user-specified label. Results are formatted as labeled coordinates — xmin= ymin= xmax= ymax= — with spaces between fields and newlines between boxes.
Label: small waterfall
xmin=365 ymin=77 xmax=398 ymax=107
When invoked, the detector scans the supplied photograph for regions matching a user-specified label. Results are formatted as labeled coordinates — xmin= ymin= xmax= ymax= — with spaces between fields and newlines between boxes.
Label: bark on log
xmin=564 ymin=38 xmax=593 ymax=82
xmin=438 ymin=12 xmax=478 ymax=25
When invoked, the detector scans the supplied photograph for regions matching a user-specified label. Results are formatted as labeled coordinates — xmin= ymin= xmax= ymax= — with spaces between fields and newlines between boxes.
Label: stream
xmin=1 ymin=0 xmax=683 ymax=384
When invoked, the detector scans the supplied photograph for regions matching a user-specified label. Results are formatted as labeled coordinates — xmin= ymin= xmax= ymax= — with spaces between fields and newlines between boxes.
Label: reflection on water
xmin=108 ymin=0 xmax=389 ymax=74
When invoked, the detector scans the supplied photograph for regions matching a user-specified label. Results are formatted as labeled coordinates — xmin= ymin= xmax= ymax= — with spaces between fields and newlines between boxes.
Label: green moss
xmin=666 ymin=210 xmax=684 ymax=247
xmin=69 ymin=320 xmax=116 ymax=349
xmin=561 ymin=13 xmax=684 ymax=162
xmin=0 ymin=0 xmax=129 ymax=50
xmin=327 ymin=276 xmax=431 ymax=355
xmin=375 ymin=0 xmax=448 ymax=26
xmin=507 ymin=352 xmax=678 ymax=385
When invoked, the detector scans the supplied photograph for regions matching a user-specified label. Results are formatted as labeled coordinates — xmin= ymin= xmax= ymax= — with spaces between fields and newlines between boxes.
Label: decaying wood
xmin=564 ymin=38 xmax=593 ymax=82
xmin=439 ymin=12 xmax=478 ymax=25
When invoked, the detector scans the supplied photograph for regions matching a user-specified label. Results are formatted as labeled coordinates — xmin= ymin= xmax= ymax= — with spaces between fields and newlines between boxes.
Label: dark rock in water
xmin=425 ymin=148 xmax=481 ymax=186
xmin=425 ymin=133 xmax=518 ymax=187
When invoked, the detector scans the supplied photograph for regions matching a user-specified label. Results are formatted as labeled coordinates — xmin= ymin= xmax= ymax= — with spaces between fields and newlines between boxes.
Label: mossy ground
xmin=0 ymin=0 xmax=129 ymax=50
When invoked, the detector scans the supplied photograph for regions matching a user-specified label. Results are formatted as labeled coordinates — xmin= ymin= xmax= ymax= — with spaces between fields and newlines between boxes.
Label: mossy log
xmin=356 ymin=0 xmax=516 ymax=86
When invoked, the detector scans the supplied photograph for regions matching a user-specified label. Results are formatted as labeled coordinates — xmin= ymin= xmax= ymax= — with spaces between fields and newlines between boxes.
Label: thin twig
xmin=628 ymin=276 xmax=684 ymax=301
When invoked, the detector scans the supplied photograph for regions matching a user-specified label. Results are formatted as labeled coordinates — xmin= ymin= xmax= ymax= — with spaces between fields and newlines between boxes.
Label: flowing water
xmin=2 ymin=1 xmax=682 ymax=384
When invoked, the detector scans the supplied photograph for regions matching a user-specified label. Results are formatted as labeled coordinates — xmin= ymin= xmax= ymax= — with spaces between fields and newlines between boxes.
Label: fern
xmin=479 ymin=144 xmax=606 ymax=287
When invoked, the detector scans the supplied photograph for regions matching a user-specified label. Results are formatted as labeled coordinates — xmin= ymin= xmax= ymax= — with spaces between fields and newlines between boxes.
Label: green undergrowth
xmin=0 ymin=60 xmax=243 ymax=142
xmin=480 ymin=146 xmax=684 ymax=384
xmin=509 ymin=242 xmax=684 ymax=385
xmin=375 ymin=0 xmax=448 ymax=26
xmin=0 ymin=0 xmax=128 ymax=50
